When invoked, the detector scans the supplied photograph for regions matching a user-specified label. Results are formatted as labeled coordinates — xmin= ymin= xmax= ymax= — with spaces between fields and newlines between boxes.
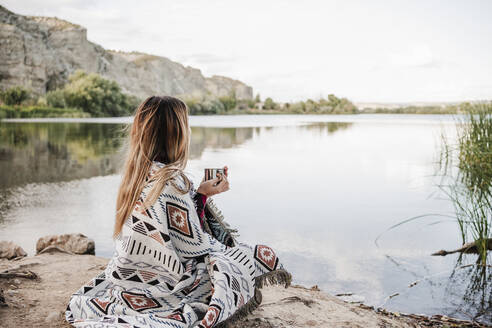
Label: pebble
xmin=13 ymin=279 xmax=21 ymax=285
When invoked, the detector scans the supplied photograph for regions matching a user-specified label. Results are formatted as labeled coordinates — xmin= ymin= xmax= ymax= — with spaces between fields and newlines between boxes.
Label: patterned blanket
xmin=65 ymin=161 xmax=291 ymax=328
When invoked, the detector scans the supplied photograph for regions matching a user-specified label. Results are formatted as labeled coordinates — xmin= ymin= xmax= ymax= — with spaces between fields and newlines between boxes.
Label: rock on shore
xmin=1 ymin=253 xmax=482 ymax=328
xmin=0 ymin=241 xmax=27 ymax=260
xmin=36 ymin=233 xmax=95 ymax=255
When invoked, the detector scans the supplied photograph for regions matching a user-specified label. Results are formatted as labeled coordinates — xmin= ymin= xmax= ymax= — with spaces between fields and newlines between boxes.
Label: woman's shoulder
xmin=146 ymin=160 xmax=163 ymax=182
xmin=149 ymin=160 xmax=195 ymax=195
xmin=151 ymin=160 xmax=165 ymax=172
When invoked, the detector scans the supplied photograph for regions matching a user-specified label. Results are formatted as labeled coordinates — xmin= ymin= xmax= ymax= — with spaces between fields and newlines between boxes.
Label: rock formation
xmin=0 ymin=5 xmax=253 ymax=100
xmin=36 ymin=233 xmax=95 ymax=255
xmin=0 ymin=241 xmax=27 ymax=260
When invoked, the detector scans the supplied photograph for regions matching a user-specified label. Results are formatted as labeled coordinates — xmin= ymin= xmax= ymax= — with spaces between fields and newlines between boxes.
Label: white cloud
xmin=2 ymin=0 xmax=492 ymax=102
xmin=388 ymin=44 xmax=438 ymax=69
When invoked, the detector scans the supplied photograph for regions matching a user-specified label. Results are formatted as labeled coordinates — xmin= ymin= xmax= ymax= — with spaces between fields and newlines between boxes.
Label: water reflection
xmin=0 ymin=122 xmax=351 ymax=190
xmin=300 ymin=122 xmax=353 ymax=133
xmin=190 ymin=127 xmax=254 ymax=157
xmin=445 ymin=257 xmax=492 ymax=322
xmin=0 ymin=123 xmax=259 ymax=190
xmin=0 ymin=123 xmax=126 ymax=189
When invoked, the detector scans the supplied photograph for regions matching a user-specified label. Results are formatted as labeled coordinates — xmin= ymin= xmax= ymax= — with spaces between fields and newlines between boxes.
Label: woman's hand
xmin=197 ymin=166 xmax=229 ymax=197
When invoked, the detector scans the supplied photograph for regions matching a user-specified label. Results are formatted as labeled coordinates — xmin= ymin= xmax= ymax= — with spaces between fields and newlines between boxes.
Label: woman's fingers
xmin=218 ymin=174 xmax=229 ymax=192
xmin=210 ymin=176 xmax=221 ymax=187
xmin=221 ymin=180 xmax=229 ymax=192
xmin=199 ymin=172 xmax=229 ymax=196
xmin=198 ymin=173 xmax=230 ymax=196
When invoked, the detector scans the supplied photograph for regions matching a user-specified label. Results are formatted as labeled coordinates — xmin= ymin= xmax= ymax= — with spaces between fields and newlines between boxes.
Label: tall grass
xmin=439 ymin=102 xmax=492 ymax=265
xmin=0 ymin=105 xmax=90 ymax=119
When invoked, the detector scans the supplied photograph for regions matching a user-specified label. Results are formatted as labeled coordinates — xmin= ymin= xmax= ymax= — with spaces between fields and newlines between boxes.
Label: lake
xmin=0 ymin=114 xmax=490 ymax=323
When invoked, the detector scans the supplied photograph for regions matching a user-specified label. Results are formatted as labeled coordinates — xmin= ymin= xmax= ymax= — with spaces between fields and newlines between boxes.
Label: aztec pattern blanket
xmin=65 ymin=161 xmax=291 ymax=328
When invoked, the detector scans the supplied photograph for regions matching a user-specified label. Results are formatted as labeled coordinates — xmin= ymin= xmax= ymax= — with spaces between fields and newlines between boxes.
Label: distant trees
xmin=186 ymin=91 xmax=246 ymax=115
xmin=278 ymin=94 xmax=359 ymax=114
xmin=186 ymin=97 xmax=227 ymax=115
xmin=185 ymin=93 xmax=360 ymax=114
xmin=1 ymin=76 xmax=362 ymax=117
xmin=326 ymin=94 xmax=358 ymax=114
xmin=0 ymin=71 xmax=140 ymax=117
xmin=263 ymin=97 xmax=279 ymax=110
xmin=363 ymin=105 xmax=459 ymax=114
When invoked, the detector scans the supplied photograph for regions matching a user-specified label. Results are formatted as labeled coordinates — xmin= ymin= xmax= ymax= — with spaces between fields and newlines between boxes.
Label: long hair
xmin=114 ymin=95 xmax=191 ymax=238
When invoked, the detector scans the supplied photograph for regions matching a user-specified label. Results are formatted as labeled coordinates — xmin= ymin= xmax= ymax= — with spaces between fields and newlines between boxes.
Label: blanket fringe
xmin=205 ymin=198 xmax=240 ymax=245
xmin=214 ymin=270 xmax=292 ymax=327
xmin=255 ymin=269 xmax=292 ymax=289
xmin=215 ymin=287 xmax=262 ymax=328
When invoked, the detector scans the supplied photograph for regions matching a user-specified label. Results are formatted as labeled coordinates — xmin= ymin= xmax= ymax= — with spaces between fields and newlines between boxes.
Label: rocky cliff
xmin=0 ymin=5 xmax=253 ymax=100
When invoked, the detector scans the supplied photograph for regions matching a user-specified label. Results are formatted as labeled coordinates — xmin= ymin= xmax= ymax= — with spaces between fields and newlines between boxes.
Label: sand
xmin=0 ymin=253 xmax=486 ymax=328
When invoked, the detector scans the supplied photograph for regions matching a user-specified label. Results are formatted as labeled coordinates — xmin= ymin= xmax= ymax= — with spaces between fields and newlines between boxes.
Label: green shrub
xmin=46 ymin=89 xmax=67 ymax=108
xmin=263 ymin=97 xmax=278 ymax=110
xmin=186 ymin=97 xmax=226 ymax=115
xmin=219 ymin=96 xmax=236 ymax=111
xmin=289 ymin=101 xmax=305 ymax=113
xmin=0 ymin=86 xmax=30 ymax=105
xmin=202 ymin=99 xmax=226 ymax=114
xmin=305 ymin=99 xmax=318 ymax=112
xmin=326 ymin=94 xmax=359 ymax=114
xmin=218 ymin=91 xmax=237 ymax=112
xmin=36 ymin=96 xmax=48 ymax=106
xmin=63 ymin=70 xmax=136 ymax=116
xmin=247 ymin=99 xmax=256 ymax=109
xmin=0 ymin=72 xmax=139 ymax=117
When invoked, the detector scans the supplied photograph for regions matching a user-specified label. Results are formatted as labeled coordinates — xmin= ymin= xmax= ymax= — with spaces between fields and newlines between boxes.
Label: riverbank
xmin=0 ymin=102 xmax=467 ymax=120
xmin=0 ymin=105 xmax=90 ymax=119
xmin=0 ymin=108 xmax=463 ymax=120
xmin=0 ymin=253 xmax=488 ymax=328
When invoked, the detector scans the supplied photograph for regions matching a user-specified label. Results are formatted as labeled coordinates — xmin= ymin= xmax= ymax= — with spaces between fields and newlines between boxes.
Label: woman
xmin=65 ymin=96 xmax=291 ymax=328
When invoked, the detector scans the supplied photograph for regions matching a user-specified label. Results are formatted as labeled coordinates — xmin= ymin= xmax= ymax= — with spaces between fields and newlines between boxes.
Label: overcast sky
xmin=3 ymin=0 xmax=492 ymax=103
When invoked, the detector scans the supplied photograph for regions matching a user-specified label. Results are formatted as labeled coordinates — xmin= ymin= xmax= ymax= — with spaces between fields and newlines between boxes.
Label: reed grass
xmin=439 ymin=102 xmax=492 ymax=265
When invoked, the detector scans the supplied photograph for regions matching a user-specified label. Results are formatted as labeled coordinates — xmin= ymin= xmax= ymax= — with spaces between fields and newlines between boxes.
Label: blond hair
xmin=114 ymin=96 xmax=191 ymax=238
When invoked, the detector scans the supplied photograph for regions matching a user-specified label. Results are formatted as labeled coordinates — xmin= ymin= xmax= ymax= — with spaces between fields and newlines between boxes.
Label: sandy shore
xmin=0 ymin=253 xmax=487 ymax=328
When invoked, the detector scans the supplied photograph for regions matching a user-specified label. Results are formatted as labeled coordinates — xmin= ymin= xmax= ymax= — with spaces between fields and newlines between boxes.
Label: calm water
xmin=0 ymin=114 xmax=490 ymax=323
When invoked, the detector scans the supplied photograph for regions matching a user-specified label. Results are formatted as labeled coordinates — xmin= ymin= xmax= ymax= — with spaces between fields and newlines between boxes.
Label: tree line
xmin=0 ymin=70 xmax=360 ymax=117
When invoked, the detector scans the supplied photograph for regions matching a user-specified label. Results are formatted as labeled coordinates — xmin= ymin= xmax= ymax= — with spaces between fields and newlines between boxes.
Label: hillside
xmin=0 ymin=5 xmax=252 ymax=100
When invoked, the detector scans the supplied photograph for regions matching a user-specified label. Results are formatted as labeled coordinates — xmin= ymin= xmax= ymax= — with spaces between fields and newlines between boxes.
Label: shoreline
xmin=0 ymin=253 xmax=488 ymax=328
xmin=0 ymin=112 xmax=463 ymax=123
xmin=0 ymin=113 xmax=462 ymax=126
